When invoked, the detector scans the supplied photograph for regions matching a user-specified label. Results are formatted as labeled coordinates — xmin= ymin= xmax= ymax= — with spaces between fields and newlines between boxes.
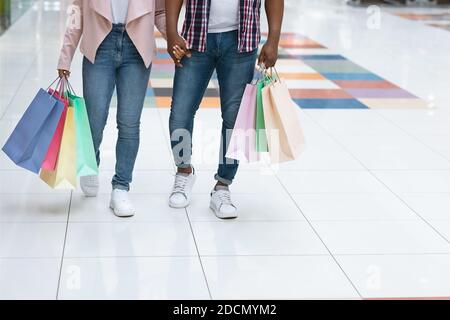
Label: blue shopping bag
xmin=2 ymin=88 xmax=65 ymax=173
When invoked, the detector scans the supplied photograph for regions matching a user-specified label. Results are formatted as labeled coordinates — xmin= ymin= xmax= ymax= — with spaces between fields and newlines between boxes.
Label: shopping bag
xmin=255 ymin=80 xmax=269 ymax=152
xmin=40 ymin=106 xmax=77 ymax=189
xmin=2 ymin=88 xmax=65 ymax=173
xmin=41 ymin=89 xmax=69 ymax=171
xmin=225 ymin=84 xmax=259 ymax=162
xmin=68 ymin=92 xmax=98 ymax=177
xmin=262 ymin=78 xmax=305 ymax=163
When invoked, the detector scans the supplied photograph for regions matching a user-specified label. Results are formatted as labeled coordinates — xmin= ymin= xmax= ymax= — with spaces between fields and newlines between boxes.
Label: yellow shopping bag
xmin=261 ymin=76 xmax=305 ymax=163
xmin=40 ymin=106 xmax=77 ymax=189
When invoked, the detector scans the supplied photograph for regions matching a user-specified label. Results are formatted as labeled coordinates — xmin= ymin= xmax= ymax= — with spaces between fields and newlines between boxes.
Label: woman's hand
xmin=167 ymin=33 xmax=191 ymax=67
xmin=58 ymin=69 xmax=71 ymax=78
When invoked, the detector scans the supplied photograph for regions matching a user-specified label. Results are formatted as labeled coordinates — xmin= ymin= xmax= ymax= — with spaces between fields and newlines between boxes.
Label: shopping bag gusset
xmin=225 ymin=83 xmax=260 ymax=163
xmin=2 ymin=82 xmax=65 ymax=173
xmin=68 ymin=91 xmax=98 ymax=177
xmin=255 ymin=80 xmax=269 ymax=152
xmin=40 ymin=106 xmax=77 ymax=189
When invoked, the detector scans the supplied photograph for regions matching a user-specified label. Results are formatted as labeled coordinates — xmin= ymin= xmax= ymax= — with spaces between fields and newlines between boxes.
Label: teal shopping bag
xmin=68 ymin=92 xmax=98 ymax=177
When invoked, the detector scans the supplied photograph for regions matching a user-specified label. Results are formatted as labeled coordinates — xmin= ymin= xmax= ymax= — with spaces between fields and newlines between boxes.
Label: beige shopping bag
xmin=40 ymin=106 xmax=77 ymax=189
xmin=261 ymin=79 xmax=305 ymax=163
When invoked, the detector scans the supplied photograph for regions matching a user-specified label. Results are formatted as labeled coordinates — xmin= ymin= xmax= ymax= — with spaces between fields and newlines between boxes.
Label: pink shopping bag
xmin=226 ymin=84 xmax=260 ymax=163
xmin=41 ymin=89 xmax=69 ymax=171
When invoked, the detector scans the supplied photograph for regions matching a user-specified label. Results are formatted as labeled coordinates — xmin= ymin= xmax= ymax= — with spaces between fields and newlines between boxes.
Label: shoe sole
xmin=209 ymin=204 xmax=238 ymax=220
xmin=168 ymin=200 xmax=189 ymax=209
xmin=109 ymin=203 xmax=135 ymax=218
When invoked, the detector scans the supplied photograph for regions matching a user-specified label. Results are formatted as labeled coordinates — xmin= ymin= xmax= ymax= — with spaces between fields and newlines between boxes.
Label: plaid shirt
xmin=181 ymin=0 xmax=262 ymax=53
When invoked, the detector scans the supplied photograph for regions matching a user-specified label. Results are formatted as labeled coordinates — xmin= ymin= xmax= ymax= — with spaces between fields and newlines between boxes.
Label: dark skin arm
xmin=166 ymin=0 xmax=191 ymax=67
xmin=258 ymin=0 xmax=284 ymax=68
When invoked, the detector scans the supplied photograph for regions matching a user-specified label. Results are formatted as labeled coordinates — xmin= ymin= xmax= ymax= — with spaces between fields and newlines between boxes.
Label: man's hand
xmin=258 ymin=41 xmax=278 ymax=68
xmin=167 ymin=33 xmax=191 ymax=67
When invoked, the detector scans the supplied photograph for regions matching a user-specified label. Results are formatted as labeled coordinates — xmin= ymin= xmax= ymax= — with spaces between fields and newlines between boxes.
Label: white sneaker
xmin=210 ymin=186 xmax=237 ymax=219
xmin=169 ymin=169 xmax=196 ymax=208
xmin=109 ymin=189 xmax=135 ymax=217
xmin=80 ymin=175 xmax=99 ymax=197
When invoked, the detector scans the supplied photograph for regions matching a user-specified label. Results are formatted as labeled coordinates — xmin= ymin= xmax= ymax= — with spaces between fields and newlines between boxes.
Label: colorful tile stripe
xmin=393 ymin=12 xmax=450 ymax=32
xmin=140 ymin=32 xmax=424 ymax=109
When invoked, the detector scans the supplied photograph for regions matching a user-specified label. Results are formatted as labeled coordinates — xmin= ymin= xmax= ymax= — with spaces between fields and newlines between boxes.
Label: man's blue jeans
xmin=82 ymin=24 xmax=151 ymax=191
xmin=169 ymin=31 xmax=257 ymax=185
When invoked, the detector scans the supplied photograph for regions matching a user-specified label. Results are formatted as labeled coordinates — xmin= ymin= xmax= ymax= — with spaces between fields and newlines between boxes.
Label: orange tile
xmin=279 ymin=39 xmax=324 ymax=48
xmin=153 ymin=58 xmax=174 ymax=64
xmin=280 ymin=73 xmax=324 ymax=80
xmin=289 ymin=89 xmax=352 ymax=99
xmin=155 ymin=97 xmax=172 ymax=108
xmin=155 ymin=97 xmax=220 ymax=108
xmin=199 ymin=97 xmax=221 ymax=108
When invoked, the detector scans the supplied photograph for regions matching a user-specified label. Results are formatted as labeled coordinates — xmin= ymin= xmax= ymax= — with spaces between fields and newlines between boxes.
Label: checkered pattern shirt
xmin=181 ymin=0 xmax=262 ymax=53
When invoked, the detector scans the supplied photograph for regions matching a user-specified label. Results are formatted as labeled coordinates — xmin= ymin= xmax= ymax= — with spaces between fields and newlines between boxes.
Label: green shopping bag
xmin=68 ymin=92 xmax=98 ymax=177
xmin=256 ymin=80 xmax=268 ymax=152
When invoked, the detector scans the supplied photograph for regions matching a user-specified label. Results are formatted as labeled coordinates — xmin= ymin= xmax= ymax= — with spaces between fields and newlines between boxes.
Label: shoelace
xmin=215 ymin=190 xmax=234 ymax=206
xmin=172 ymin=174 xmax=189 ymax=195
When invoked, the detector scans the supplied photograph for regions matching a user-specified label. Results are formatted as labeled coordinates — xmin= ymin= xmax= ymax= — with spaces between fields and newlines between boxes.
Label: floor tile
xmin=312 ymin=220 xmax=450 ymax=254
xmin=337 ymin=254 xmax=450 ymax=299
xmin=336 ymin=134 xmax=450 ymax=170
xmin=192 ymin=221 xmax=327 ymax=256
xmin=202 ymin=256 xmax=359 ymax=299
xmin=64 ymin=221 xmax=197 ymax=257
xmin=277 ymin=171 xmax=387 ymax=194
xmin=0 ymin=194 xmax=70 ymax=222
xmin=58 ymin=257 xmax=210 ymax=300
xmin=0 ymin=223 xmax=66 ymax=258
xmin=373 ymin=171 xmax=450 ymax=193
xmin=400 ymin=193 xmax=450 ymax=221
xmin=0 ymin=258 xmax=60 ymax=299
xmin=293 ymin=193 xmax=418 ymax=221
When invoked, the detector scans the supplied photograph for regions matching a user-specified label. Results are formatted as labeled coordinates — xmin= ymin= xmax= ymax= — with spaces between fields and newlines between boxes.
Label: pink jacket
xmin=57 ymin=0 xmax=166 ymax=70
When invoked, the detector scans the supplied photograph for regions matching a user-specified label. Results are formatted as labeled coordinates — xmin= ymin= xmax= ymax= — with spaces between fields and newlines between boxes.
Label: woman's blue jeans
xmin=82 ymin=24 xmax=151 ymax=191
xmin=169 ymin=30 xmax=257 ymax=185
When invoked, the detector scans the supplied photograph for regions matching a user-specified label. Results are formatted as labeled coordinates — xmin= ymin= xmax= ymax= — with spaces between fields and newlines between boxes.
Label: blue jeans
xmin=82 ymin=24 xmax=151 ymax=191
xmin=169 ymin=31 xmax=257 ymax=185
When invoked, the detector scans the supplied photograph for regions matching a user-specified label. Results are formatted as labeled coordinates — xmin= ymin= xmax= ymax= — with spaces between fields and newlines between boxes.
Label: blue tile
xmin=294 ymin=99 xmax=369 ymax=109
xmin=322 ymin=73 xmax=383 ymax=81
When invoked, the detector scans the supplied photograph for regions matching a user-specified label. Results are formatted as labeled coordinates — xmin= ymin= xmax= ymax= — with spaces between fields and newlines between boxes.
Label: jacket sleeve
xmin=57 ymin=0 xmax=83 ymax=70
xmin=155 ymin=0 xmax=167 ymax=40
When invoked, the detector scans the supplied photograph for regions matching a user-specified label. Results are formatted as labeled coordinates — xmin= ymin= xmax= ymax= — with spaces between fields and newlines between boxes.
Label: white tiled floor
xmin=1 ymin=0 xmax=450 ymax=300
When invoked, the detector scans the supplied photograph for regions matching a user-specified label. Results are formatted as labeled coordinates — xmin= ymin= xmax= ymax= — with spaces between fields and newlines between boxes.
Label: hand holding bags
xmin=2 ymin=77 xmax=98 ymax=190
xmin=2 ymin=82 xmax=65 ymax=173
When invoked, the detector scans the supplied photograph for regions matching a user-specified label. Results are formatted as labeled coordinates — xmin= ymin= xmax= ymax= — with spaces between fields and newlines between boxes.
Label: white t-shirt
xmin=111 ymin=0 xmax=129 ymax=24
xmin=208 ymin=0 xmax=240 ymax=33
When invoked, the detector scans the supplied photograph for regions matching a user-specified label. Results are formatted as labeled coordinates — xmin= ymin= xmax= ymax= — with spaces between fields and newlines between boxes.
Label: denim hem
xmin=177 ymin=164 xmax=192 ymax=169
xmin=112 ymin=184 xmax=130 ymax=192
xmin=214 ymin=174 xmax=233 ymax=185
